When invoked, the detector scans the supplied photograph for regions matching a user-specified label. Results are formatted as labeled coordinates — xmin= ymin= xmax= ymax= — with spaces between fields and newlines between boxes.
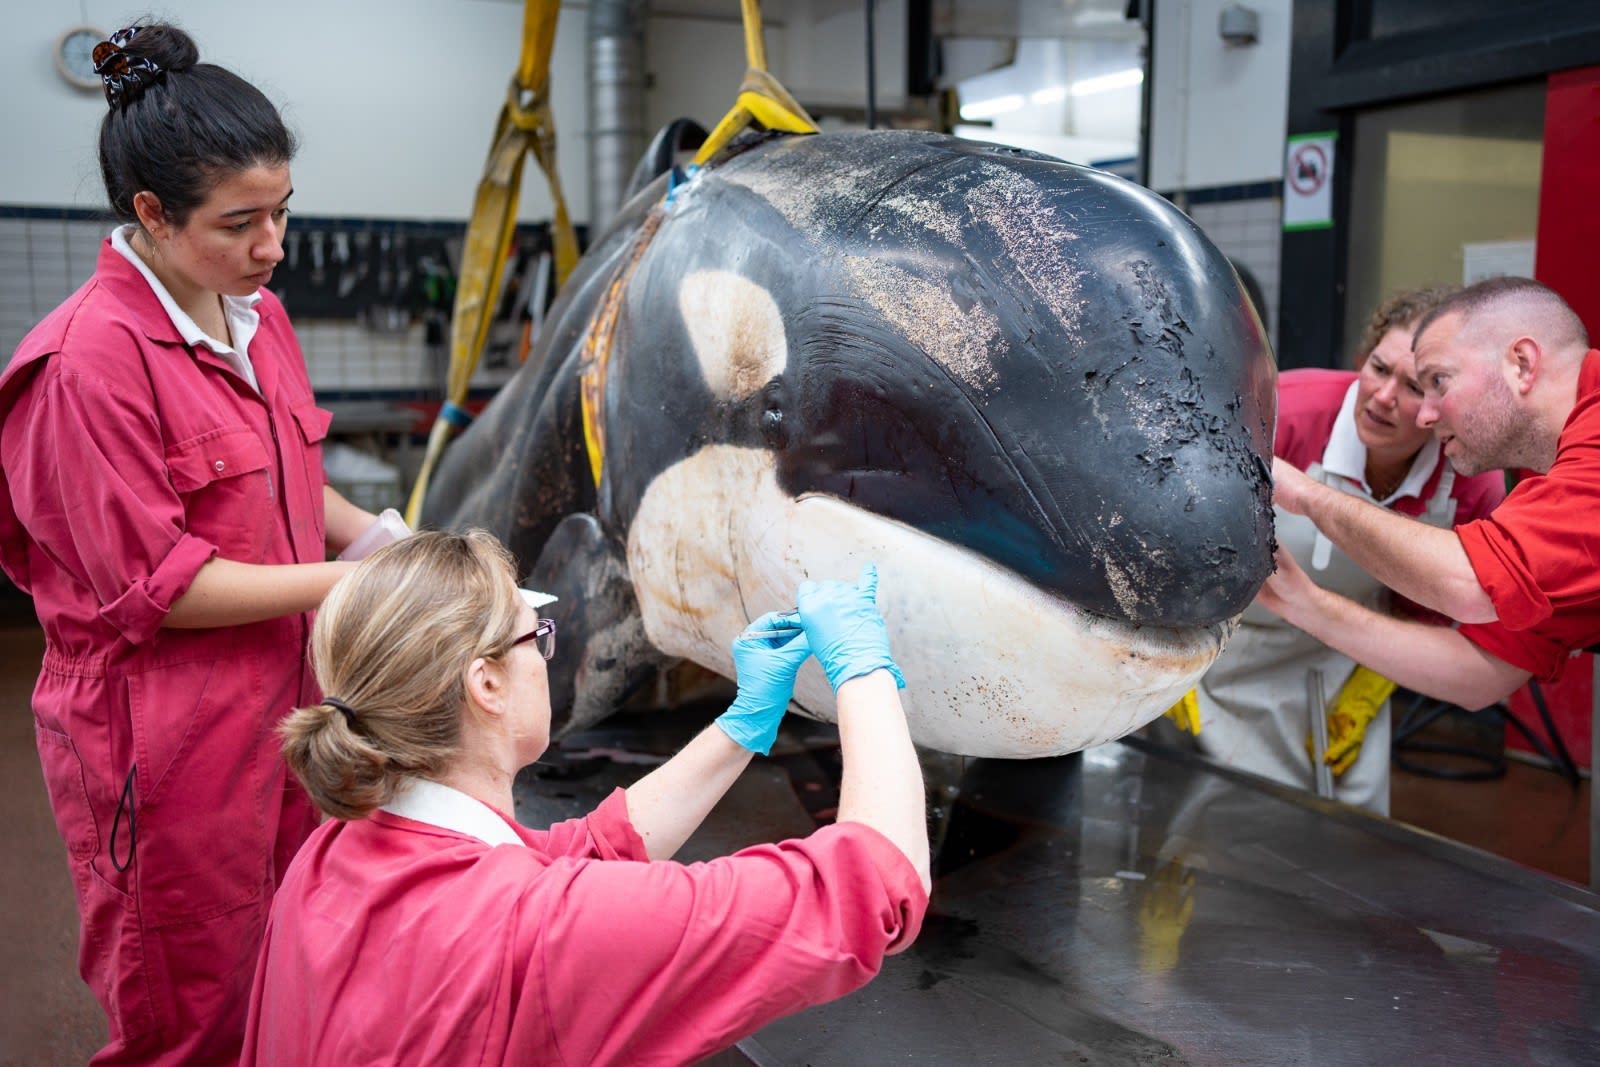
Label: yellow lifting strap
xmin=404 ymin=0 xmax=580 ymax=527
xmin=690 ymin=0 xmax=821 ymax=168
xmin=579 ymin=209 xmax=667 ymax=487
xmin=576 ymin=1 xmax=815 ymax=491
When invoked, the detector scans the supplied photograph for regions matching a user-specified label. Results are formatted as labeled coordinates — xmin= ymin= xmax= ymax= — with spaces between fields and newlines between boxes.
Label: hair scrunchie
xmin=94 ymin=26 xmax=165 ymax=110
xmin=323 ymin=697 xmax=359 ymax=725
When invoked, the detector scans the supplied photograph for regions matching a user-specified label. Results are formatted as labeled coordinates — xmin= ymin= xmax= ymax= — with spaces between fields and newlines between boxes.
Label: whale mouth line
xmin=784 ymin=489 xmax=1214 ymax=645
xmin=787 ymin=489 xmax=1222 ymax=639
xmin=627 ymin=446 xmax=1229 ymax=758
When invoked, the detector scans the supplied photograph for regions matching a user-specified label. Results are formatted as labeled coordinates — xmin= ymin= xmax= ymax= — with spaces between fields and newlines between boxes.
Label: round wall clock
xmin=55 ymin=25 xmax=106 ymax=91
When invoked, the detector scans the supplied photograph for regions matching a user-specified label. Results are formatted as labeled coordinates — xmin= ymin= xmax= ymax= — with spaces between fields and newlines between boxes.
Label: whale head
xmin=578 ymin=131 xmax=1276 ymax=757
xmin=424 ymin=131 xmax=1276 ymax=756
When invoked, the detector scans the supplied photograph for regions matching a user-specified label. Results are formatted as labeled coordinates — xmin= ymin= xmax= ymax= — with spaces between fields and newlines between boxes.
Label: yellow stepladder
xmin=404 ymin=0 xmax=580 ymax=527
xmin=409 ymin=0 xmax=821 ymax=524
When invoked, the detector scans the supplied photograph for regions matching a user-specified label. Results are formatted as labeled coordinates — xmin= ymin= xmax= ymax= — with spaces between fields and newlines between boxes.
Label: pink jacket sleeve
xmin=5 ymin=365 xmax=216 ymax=643
xmin=510 ymin=821 xmax=928 ymax=1066
xmin=515 ymin=788 xmax=650 ymax=861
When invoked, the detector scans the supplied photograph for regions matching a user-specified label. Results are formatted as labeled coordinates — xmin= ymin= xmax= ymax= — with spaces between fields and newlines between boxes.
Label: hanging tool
xmin=309 ymin=230 xmax=326 ymax=287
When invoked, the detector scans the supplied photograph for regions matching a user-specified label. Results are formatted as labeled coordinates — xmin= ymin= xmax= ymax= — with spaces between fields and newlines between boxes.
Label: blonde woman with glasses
xmin=244 ymin=529 xmax=929 ymax=1066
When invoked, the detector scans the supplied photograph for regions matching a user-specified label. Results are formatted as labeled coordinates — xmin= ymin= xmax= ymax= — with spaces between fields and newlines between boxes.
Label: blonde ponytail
xmin=278 ymin=529 xmax=522 ymax=818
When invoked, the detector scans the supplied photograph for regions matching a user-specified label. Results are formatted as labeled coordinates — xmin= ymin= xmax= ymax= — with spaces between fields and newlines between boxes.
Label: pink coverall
xmin=244 ymin=788 xmax=928 ymax=1066
xmin=0 ymin=242 xmax=326 ymax=1065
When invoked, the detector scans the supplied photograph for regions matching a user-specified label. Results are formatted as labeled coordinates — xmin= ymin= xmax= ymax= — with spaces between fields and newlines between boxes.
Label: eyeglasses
xmin=509 ymin=618 xmax=557 ymax=660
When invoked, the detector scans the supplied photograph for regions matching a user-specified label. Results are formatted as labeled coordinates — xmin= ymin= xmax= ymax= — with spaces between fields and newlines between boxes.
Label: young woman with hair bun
xmin=0 ymin=19 xmax=402 ymax=1064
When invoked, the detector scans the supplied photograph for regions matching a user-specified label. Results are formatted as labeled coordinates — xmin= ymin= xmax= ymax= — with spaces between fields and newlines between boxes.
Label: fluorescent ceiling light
xmin=964 ymin=69 xmax=1143 ymax=121
xmin=958 ymin=93 xmax=1025 ymax=121
xmin=1071 ymin=69 xmax=1144 ymax=97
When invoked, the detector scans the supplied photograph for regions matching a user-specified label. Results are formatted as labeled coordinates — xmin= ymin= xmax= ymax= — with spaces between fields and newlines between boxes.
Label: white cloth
xmin=378 ymin=778 xmax=524 ymax=847
xmin=1196 ymin=449 xmax=1458 ymax=815
xmin=110 ymin=225 xmax=262 ymax=393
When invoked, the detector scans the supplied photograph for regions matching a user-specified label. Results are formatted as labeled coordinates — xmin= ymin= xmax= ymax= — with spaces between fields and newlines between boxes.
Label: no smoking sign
xmin=1284 ymin=131 xmax=1335 ymax=231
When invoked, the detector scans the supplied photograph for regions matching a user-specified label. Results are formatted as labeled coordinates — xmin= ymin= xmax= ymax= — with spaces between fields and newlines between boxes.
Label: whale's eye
xmin=760 ymin=379 xmax=787 ymax=449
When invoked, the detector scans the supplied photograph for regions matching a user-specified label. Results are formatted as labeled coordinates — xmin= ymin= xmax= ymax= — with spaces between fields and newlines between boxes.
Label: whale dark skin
xmin=423 ymin=129 xmax=1276 ymax=758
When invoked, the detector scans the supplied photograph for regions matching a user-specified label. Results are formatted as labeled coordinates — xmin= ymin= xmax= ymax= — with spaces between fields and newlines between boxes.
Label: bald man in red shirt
xmin=1262 ymin=276 xmax=1600 ymax=708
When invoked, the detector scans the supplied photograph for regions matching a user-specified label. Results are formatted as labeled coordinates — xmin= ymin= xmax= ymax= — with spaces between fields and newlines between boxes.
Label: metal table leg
xmin=1307 ymin=668 xmax=1334 ymax=799
xmin=1590 ymin=652 xmax=1598 ymax=891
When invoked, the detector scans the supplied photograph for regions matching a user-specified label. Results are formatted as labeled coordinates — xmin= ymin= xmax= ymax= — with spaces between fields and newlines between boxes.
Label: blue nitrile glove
xmin=715 ymin=611 xmax=813 ymax=755
xmin=795 ymin=563 xmax=906 ymax=691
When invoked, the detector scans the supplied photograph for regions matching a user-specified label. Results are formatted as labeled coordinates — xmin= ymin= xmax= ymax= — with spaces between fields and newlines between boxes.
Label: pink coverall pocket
xmin=165 ymin=425 xmax=274 ymax=563
xmin=78 ymin=862 xmax=159 ymax=1043
xmin=288 ymin=398 xmax=331 ymax=454
xmin=35 ymin=724 xmax=99 ymax=860
xmin=288 ymin=398 xmax=332 ymax=521
xmin=126 ymin=662 xmax=268 ymax=924
xmin=35 ymin=727 xmax=158 ymax=1042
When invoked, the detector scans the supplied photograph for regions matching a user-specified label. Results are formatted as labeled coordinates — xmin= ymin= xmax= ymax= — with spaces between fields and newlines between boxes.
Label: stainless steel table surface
xmin=516 ymin=713 xmax=1599 ymax=1066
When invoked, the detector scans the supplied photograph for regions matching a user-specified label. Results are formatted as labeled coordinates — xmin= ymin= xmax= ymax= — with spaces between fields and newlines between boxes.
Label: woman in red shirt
xmin=245 ymin=531 xmax=929 ymax=1066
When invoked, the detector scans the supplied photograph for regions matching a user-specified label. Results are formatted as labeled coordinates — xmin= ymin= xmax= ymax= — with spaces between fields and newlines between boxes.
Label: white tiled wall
xmin=6 ymin=203 xmax=1286 ymax=387
xmin=0 ymin=217 xmax=105 ymax=361
xmin=1186 ymin=197 xmax=1283 ymax=355
xmin=0 ymin=214 xmax=514 ymax=397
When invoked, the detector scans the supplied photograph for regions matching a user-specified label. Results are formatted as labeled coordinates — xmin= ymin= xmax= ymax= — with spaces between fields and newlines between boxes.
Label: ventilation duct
xmin=587 ymin=0 xmax=650 ymax=231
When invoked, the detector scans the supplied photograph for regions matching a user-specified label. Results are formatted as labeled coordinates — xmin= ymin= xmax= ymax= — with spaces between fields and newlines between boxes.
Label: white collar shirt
xmin=379 ymin=777 xmax=524 ymax=847
xmin=110 ymin=225 xmax=263 ymax=394
xmin=1320 ymin=380 xmax=1439 ymax=503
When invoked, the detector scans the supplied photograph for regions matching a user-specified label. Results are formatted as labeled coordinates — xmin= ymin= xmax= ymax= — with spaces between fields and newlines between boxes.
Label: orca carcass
xmin=422 ymin=130 xmax=1276 ymax=759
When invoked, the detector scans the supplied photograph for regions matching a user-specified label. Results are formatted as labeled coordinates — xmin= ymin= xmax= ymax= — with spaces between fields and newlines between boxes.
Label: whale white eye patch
xmin=678 ymin=269 xmax=788 ymax=399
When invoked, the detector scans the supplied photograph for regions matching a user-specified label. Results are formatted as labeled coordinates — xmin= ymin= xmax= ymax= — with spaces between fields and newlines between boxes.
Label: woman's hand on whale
xmin=715 ymin=611 xmax=814 ymax=755
xmin=796 ymin=563 xmax=906 ymax=692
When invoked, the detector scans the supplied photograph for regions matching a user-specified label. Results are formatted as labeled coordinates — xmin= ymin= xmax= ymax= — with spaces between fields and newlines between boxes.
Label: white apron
xmin=1194 ymin=462 xmax=1457 ymax=814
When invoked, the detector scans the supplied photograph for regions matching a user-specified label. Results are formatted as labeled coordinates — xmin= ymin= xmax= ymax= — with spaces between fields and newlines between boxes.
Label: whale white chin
xmin=624 ymin=445 xmax=1232 ymax=759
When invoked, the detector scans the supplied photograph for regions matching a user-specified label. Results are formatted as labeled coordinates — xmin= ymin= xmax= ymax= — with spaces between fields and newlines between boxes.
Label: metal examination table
xmin=514 ymin=710 xmax=1600 ymax=1066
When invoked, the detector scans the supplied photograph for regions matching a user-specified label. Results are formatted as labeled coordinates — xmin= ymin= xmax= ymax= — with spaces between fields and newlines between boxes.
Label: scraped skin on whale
xmin=626 ymin=445 xmax=1228 ymax=759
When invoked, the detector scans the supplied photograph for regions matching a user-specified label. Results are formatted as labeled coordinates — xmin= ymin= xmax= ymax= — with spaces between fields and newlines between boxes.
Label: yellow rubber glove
xmin=1137 ymin=858 xmax=1197 ymax=975
xmin=1163 ymin=688 xmax=1202 ymax=736
xmin=1308 ymin=665 xmax=1397 ymax=777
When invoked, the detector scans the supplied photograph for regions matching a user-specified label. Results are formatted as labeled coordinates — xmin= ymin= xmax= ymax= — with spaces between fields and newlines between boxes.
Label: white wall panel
xmin=7 ymin=2 xmax=592 ymax=221
xmin=1147 ymin=0 xmax=1292 ymax=191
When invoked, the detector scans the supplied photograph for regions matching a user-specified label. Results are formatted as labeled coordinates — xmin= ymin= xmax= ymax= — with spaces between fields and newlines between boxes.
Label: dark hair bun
xmin=97 ymin=22 xmax=199 ymax=110
xmin=96 ymin=20 xmax=295 ymax=224
xmin=122 ymin=23 xmax=200 ymax=74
